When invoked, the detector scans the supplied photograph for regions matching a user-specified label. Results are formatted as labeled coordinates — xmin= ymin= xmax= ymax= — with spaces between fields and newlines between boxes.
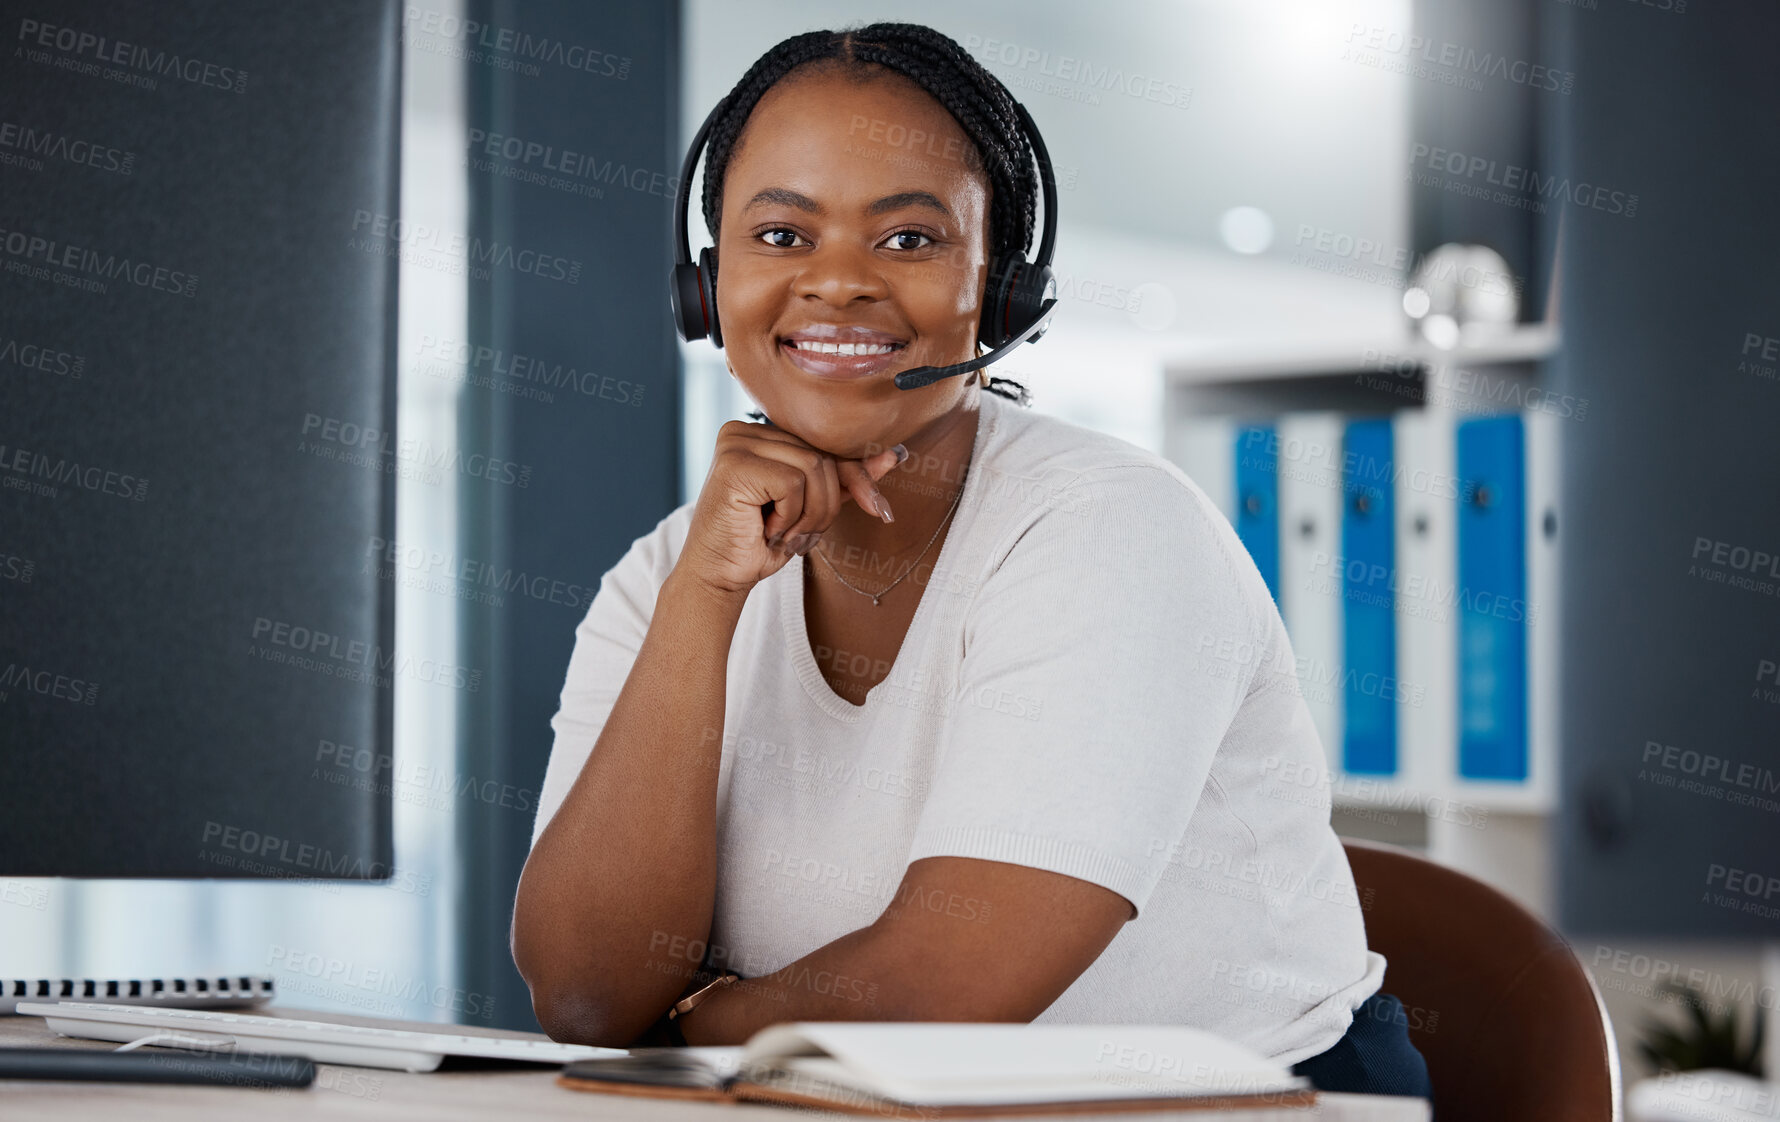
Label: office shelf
xmin=1163 ymin=322 xmax=1561 ymax=386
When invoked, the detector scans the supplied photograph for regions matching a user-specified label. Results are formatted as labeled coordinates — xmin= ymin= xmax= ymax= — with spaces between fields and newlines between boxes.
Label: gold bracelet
xmin=668 ymin=971 xmax=738 ymax=1020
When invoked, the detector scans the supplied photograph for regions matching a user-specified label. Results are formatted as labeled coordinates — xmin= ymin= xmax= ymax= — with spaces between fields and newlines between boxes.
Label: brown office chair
xmin=1342 ymin=838 xmax=1621 ymax=1122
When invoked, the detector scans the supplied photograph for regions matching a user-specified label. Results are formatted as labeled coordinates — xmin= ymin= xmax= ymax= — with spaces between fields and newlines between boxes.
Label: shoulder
xmin=976 ymin=398 xmax=1268 ymax=621
xmin=979 ymin=394 xmax=1224 ymax=524
xmin=573 ymin=499 xmax=699 ymax=636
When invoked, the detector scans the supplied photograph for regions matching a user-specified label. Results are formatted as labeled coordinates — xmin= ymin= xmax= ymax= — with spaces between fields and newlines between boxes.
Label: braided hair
xmin=705 ymin=22 xmax=1036 ymax=407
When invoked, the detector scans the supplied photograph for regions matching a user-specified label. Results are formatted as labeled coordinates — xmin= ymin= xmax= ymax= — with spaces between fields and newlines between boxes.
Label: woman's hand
xmin=675 ymin=418 xmax=907 ymax=597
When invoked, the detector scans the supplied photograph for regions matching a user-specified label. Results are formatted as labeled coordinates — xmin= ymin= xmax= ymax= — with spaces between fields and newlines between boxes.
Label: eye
xmin=883 ymin=229 xmax=932 ymax=251
xmin=759 ymin=228 xmax=807 ymax=249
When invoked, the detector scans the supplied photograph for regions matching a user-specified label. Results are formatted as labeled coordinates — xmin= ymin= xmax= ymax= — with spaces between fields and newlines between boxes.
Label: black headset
xmin=669 ymin=90 xmax=1059 ymax=392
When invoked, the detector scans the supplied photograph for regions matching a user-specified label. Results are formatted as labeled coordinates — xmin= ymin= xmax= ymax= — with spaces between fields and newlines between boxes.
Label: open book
xmin=557 ymin=1022 xmax=1316 ymax=1117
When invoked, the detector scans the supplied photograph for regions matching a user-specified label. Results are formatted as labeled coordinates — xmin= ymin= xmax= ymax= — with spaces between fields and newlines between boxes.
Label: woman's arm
xmin=511 ymin=567 xmax=748 ymax=1047
xmin=677 ymin=855 xmax=1133 ymax=1045
xmin=510 ymin=421 xmax=901 ymax=1046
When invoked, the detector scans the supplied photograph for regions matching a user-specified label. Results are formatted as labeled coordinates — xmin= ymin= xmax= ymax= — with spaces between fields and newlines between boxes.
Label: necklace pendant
xmin=871 ymin=595 xmax=881 ymax=607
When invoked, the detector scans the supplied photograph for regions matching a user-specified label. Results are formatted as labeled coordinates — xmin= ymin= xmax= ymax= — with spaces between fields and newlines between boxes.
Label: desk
xmin=0 ymin=1010 xmax=1430 ymax=1121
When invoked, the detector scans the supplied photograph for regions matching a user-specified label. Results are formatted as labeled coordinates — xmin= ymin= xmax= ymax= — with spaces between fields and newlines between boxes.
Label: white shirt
xmin=531 ymin=388 xmax=1385 ymax=1065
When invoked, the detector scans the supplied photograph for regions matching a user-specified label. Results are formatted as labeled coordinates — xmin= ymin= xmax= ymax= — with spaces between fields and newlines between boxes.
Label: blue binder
xmin=1456 ymin=415 xmax=1529 ymax=781
xmin=1341 ymin=418 xmax=1397 ymax=775
xmin=1234 ymin=425 xmax=1281 ymax=605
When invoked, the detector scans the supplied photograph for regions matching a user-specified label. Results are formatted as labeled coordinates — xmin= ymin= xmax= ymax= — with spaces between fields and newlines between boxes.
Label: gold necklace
xmin=809 ymin=464 xmax=969 ymax=607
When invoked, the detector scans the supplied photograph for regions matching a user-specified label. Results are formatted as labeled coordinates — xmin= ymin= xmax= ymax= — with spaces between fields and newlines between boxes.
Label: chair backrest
xmin=1342 ymin=838 xmax=1622 ymax=1122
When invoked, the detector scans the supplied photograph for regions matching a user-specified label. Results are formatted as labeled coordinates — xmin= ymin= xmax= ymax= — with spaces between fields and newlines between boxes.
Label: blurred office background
xmin=4 ymin=0 xmax=1777 ymax=1097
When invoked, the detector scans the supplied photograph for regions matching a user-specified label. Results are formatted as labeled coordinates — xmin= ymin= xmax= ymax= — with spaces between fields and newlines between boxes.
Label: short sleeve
xmin=904 ymin=465 xmax=1267 ymax=918
xmin=530 ymin=502 xmax=694 ymax=849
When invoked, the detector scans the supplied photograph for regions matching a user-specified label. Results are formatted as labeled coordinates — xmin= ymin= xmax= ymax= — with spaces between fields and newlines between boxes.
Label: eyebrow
xmin=742 ymin=187 xmax=952 ymax=218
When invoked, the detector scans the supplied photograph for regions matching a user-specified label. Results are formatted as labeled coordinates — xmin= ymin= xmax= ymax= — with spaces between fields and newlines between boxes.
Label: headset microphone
xmin=891 ymin=290 xmax=1056 ymax=390
xmin=670 ymin=90 xmax=1060 ymax=391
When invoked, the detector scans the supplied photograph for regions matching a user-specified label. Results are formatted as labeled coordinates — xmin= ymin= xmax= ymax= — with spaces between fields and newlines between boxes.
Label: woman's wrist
xmin=662 ymin=565 xmax=752 ymax=621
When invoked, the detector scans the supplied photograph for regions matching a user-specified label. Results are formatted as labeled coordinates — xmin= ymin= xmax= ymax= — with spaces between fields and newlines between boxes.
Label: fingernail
xmin=794 ymin=532 xmax=822 ymax=556
xmin=873 ymin=492 xmax=894 ymax=523
xmin=892 ymin=443 xmax=909 ymax=465
xmin=766 ymin=531 xmax=784 ymax=548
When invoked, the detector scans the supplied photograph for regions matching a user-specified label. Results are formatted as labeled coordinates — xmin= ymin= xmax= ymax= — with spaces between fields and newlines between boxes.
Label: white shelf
xmin=1163 ymin=322 xmax=1561 ymax=385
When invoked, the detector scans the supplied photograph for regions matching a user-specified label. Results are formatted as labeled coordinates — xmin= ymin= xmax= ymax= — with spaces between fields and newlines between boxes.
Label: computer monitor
xmin=0 ymin=0 xmax=402 ymax=877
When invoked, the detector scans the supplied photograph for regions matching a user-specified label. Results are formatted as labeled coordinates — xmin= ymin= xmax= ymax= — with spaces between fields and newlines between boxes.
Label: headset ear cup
xmin=670 ymin=261 xmax=708 ymax=342
xmin=1005 ymin=262 xmax=1056 ymax=345
xmin=981 ymin=257 xmax=1056 ymax=349
xmin=699 ymin=247 xmax=723 ymax=349
xmin=978 ymin=256 xmax=1018 ymax=350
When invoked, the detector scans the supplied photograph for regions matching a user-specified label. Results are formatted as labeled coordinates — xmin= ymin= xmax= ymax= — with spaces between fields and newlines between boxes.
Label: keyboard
xmin=1 ymin=976 xmax=274 ymax=1014
xmin=17 ymin=1001 xmax=628 ymax=1072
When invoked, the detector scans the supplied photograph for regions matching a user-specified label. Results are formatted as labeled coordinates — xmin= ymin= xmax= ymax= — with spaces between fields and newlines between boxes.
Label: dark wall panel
xmin=456 ymin=0 xmax=681 ymax=1030
xmin=1550 ymin=2 xmax=1780 ymax=936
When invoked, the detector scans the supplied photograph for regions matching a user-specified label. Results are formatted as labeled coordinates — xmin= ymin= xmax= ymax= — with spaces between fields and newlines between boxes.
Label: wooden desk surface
xmin=0 ymin=1009 xmax=1429 ymax=1121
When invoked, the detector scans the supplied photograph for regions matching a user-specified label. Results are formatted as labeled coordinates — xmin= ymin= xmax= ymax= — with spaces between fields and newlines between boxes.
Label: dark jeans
xmin=1292 ymin=992 xmax=1434 ymax=1106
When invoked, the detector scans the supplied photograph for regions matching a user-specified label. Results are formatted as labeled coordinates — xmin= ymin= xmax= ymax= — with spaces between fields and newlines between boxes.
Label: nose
xmin=793 ymin=239 xmax=889 ymax=306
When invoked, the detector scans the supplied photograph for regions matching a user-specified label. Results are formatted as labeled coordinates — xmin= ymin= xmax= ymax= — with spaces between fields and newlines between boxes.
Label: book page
xmin=579 ymin=1045 xmax=745 ymax=1088
xmin=740 ymin=1024 xmax=1302 ymax=1106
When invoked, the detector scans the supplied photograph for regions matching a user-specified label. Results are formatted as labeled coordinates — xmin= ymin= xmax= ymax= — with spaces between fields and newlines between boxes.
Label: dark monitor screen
xmin=0 ymin=0 xmax=401 ymax=877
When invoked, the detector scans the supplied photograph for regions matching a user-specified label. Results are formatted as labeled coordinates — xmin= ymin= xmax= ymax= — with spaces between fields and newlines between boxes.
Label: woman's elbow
xmin=528 ymin=983 xmax=623 ymax=1047
xmin=526 ymin=975 xmax=673 ymax=1049
xmin=508 ymin=868 xmax=679 ymax=1047
xmin=510 ymin=913 xmax=610 ymax=1044
xmin=509 ymin=942 xmax=607 ymax=1046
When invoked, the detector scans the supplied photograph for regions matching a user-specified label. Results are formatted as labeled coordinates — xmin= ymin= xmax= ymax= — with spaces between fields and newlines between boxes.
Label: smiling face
xmin=715 ymin=63 xmax=993 ymax=460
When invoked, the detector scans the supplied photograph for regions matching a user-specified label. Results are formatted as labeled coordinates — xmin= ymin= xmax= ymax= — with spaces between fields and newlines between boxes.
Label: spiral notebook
xmin=558 ymin=1022 xmax=1316 ymax=1118
xmin=1 ymin=975 xmax=274 ymax=1014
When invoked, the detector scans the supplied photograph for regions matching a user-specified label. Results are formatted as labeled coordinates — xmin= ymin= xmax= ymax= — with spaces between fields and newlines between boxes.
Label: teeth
xmin=791 ymin=341 xmax=897 ymax=355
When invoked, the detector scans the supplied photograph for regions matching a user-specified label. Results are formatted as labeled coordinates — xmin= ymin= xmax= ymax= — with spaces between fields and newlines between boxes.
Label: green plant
xmin=1637 ymin=981 xmax=1765 ymax=1077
